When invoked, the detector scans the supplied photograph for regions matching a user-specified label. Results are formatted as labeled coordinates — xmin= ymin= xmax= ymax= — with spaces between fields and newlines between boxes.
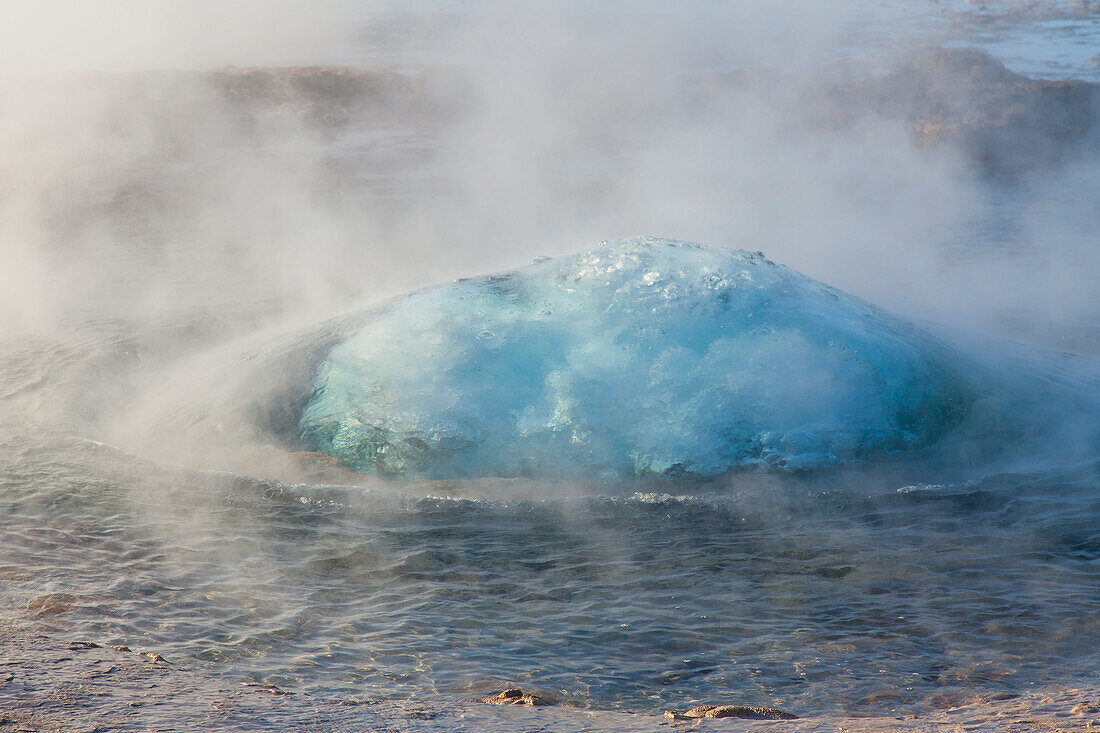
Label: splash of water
xmin=300 ymin=238 xmax=980 ymax=479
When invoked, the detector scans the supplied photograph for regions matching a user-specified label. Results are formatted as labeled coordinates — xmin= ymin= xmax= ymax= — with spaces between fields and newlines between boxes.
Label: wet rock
xmin=701 ymin=46 xmax=1099 ymax=178
xmin=205 ymin=67 xmax=415 ymax=124
xmin=481 ymin=688 xmax=551 ymax=706
xmin=244 ymin=682 xmax=293 ymax=695
xmin=201 ymin=66 xmax=442 ymax=132
xmin=854 ymin=47 xmax=1099 ymax=175
xmin=665 ymin=704 xmax=799 ymax=720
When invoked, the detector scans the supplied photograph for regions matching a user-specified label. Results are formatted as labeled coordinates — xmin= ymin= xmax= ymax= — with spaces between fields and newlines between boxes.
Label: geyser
xmin=300 ymin=238 xmax=976 ymax=479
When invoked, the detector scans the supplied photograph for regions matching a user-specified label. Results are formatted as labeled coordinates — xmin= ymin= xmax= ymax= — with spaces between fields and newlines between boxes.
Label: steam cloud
xmin=1 ymin=1 xmax=1097 ymax=471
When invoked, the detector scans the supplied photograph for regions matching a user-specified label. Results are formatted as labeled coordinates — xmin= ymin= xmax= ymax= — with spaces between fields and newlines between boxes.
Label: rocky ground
xmin=1 ymin=621 xmax=1097 ymax=732
xmin=205 ymin=48 xmax=1100 ymax=178
xmin=51 ymin=46 xmax=1100 ymax=177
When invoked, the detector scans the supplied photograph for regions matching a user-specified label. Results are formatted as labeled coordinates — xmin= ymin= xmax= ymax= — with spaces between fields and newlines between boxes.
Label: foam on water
xmin=300 ymin=238 xmax=980 ymax=479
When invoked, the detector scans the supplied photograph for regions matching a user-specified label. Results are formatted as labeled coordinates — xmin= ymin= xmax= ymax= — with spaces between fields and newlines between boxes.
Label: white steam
xmin=0 ymin=0 xmax=363 ymax=72
xmin=1 ymin=0 xmax=1097 ymax=473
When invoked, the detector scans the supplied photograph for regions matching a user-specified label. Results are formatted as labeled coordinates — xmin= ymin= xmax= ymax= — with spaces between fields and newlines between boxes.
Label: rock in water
xmin=480 ymin=689 xmax=551 ymax=706
xmin=666 ymin=704 xmax=799 ymax=720
xmin=300 ymin=238 xmax=975 ymax=480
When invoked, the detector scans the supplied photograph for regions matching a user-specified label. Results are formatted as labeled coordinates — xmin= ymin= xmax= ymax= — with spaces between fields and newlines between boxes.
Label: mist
xmin=3 ymin=5 xmax=1100 ymax=725
xmin=1 ymin=0 xmax=1098 ymax=475
xmin=0 ymin=0 xmax=365 ymax=72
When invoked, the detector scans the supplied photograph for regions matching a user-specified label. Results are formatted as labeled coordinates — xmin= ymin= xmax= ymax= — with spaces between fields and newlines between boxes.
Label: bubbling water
xmin=300 ymin=238 xmax=985 ymax=480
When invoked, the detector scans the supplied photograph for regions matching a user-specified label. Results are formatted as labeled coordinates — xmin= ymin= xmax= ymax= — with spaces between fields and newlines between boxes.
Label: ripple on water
xmin=2 ymin=458 xmax=1098 ymax=715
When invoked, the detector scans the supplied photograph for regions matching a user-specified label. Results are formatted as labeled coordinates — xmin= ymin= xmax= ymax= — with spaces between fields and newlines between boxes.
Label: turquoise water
xmin=301 ymin=239 xmax=981 ymax=479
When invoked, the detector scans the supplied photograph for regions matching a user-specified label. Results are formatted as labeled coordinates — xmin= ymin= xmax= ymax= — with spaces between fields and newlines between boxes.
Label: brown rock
xmin=678 ymin=704 xmax=799 ymax=720
xmin=480 ymin=688 xmax=550 ymax=706
xmin=855 ymin=47 xmax=1099 ymax=175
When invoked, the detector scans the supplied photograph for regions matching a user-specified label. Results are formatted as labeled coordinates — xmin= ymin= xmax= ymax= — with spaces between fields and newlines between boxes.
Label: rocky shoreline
xmin=1 ymin=621 xmax=1096 ymax=732
xmin=201 ymin=48 xmax=1100 ymax=179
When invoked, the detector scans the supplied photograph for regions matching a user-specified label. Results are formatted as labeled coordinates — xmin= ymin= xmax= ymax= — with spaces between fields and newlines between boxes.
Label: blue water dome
xmin=300 ymin=238 xmax=974 ymax=480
